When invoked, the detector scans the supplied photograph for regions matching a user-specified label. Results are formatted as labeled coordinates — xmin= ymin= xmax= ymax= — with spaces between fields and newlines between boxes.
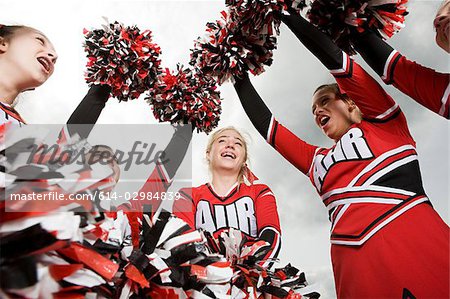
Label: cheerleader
xmin=233 ymin=13 xmax=449 ymax=298
xmin=0 ymin=24 xmax=57 ymax=126
xmin=173 ymin=127 xmax=282 ymax=267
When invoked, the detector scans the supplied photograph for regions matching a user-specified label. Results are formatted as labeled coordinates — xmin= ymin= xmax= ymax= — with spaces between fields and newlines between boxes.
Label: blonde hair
xmin=206 ymin=126 xmax=250 ymax=184
xmin=437 ymin=0 xmax=450 ymax=14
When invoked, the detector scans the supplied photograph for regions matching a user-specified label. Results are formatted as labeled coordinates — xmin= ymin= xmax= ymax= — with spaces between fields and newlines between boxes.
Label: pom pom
xmin=146 ymin=64 xmax=222 ymax=134
xmin=307 ymin=0 xmax=409 ymax=55
xmin=203 ymin=228 xmax=321 ymax=298
xmin=283 ymin=0 xmax=309 ymax=15
xmin=190 ymin=10 xmax=276 ymax=84
xmin=225 ymin=0 xmax=285 ymax=37
xmin=84 ymin=21 xmax=162 ymax=101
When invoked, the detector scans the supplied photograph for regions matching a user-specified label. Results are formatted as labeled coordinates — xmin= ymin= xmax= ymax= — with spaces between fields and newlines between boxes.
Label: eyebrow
xmin=218 ymin=135 xmax=243 ymax=142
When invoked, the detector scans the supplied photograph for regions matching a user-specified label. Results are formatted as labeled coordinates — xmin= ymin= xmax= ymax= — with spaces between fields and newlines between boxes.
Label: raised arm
xmin=353 ymin=31 xmax=450 ymax=119
xmin=281 ymin=13 xmax=401 ymax=122
xmin=234 ymin=74 xmax=317 ymax=175
xmin=59 ymin=84 xmax=111 ymax=143
xmin=128 ymin=125 xmax=193 ymax=213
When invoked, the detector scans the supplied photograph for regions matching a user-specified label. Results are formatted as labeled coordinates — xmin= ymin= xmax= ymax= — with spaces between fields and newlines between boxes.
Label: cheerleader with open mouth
xmin=233 ymin=11 xmax=449 ymax=298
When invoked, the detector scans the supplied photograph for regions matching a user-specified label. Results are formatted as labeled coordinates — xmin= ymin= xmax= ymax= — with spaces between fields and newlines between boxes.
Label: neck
xmin=210 ymin=170 xmax=239 ymax=196
xmin=0 ymin=62 xmax=23 ymax=104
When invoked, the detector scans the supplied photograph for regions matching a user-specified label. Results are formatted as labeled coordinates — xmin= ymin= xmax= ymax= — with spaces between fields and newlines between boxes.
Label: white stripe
xmin=321 ymin=184 xmax=415 ymax=201
xmin=330 ymin=203 xmax=350 ymax=232
xmin=308 ymin=147 xmax=322 ymax=176
xmin=375 ymin=102 xmax=399 ymax=119
xmin=266 ymin=116 xmax=275 ymax=143
xmin=381 ymin=50 xmax=398 ymax=81
xmin=439 ymin=82 xmax=450 ymax=116
xmin=260 ymin=191 xmax=274 ymax=197
xmin=331 ymin=197 xmax=428 ymax=246
xmin=347 ymin=144 xmax=416 ymax=187
xmin=362 ymin=154 xmax=417 ymax=186
xmin=327 ymin=197 xmax=402 ymax=211
xmin=158 ymin=162 xmax=172 ymax=184
xmin=330 ymin=52 xmax=349 ymax=75
xmin=259 ymin=227 xmax=281 ymax=268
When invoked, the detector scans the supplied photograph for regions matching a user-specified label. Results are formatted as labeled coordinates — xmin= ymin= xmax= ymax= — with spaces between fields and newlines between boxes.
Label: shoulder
xmin=178 ymin=183 xmax=208 ymax=198
xmin=242 ymin=183 xmax=274 ymax=197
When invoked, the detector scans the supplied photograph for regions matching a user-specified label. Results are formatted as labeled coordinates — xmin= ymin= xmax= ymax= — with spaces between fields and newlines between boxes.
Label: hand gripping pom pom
xmin=307 ymin=0 xmax=409 ymax=55
xmin=189 ymin=10 xmax=277 ymax=84
xmin=202 ymin=228 xmax=321 ymax=298
xmin=146 ymin=65 xmax=222 ymax=134
xmin=83 ymin=21 xmax=162 ymax=101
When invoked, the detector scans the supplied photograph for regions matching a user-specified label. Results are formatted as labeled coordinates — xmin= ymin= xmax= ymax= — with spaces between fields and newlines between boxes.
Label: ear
xmin=205 ymin=150 xmax=211 ymax=163
xmin=0 ymin=36 xmax=8 ymax=53
xmin=347 ymin=100 xmax=357 ymax=112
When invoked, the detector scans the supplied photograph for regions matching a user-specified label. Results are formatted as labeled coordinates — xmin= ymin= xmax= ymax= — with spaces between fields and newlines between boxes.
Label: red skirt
xmin=331 ymin=203 xmax=449 ymax=298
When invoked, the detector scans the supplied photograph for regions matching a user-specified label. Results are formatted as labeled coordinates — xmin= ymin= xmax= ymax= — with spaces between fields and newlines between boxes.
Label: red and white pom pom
xmin=84 ymin=21 xmax=162 ymax=102
xmin=307 ymin=0 xmax=409 ymax=55
xmin=190 ymin=10 xmax=275 ymax=84
xmin=225 ymin=0 xmax=288 ymax=37
xmin=146 ymin=65 xmax=222 ymax=134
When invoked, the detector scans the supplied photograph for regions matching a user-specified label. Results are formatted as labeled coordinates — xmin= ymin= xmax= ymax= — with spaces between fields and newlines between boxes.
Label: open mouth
xmin=37 ymin=57 xmax=52 ymax=73
xmin=221 ymin=151 xmax=236 ymax=159
xmin=319 ymin=115 xmax=330 ymax=127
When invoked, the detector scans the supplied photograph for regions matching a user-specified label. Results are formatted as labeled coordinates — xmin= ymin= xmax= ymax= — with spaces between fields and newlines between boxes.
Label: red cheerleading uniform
xmin=262 ymin=56 xmax=450 ymax=298
xmin=240 ymin=14 xmax=449 ymax=297
xmin=173 ymin=182 xmax=282 ymax=268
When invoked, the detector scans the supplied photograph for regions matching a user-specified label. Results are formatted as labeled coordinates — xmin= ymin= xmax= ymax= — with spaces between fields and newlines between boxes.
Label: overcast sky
xmin=2 ymin=0 xmax=448 ymax=297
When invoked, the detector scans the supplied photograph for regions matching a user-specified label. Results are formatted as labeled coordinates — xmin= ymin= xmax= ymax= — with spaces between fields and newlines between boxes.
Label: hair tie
xmin=243 ymin=163 xmax=258 ymax=184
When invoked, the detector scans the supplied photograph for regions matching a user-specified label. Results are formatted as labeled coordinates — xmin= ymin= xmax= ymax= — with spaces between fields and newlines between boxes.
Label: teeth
xmin=320 ymin=116 xmax=330 ymax=126
xmin=38 ymin=57 xmax=50 ymax=72
xmin=221 ymin=152 xmax=235 ymax=159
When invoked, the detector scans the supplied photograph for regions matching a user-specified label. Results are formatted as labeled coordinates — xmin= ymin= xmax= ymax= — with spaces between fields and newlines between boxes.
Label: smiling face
xmin=312 ymin=86 xmax=360 ymax=142
xmin=0 ymin=26 xmax=58 ymax=91
xmin=206 ymin=128 xmax=247 ymax=178
xmin=435 ymin=0 xmax=450 ymax=53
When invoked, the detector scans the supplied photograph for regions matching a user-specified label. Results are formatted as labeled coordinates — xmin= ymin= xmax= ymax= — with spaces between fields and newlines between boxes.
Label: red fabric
xmin=49 ymin=264 xmax=84 ymax=281
xmin=268 ymin=119 xmax=317 ymax=175
xmin=173 ymin=183 xmax=280 ymax=238
xmin=172 ymin=183 xmax=281 ymax=261
xmin=57 ymin=243 xmax=119 ymax=280
xmin=331 ymin=203 xmax=449 ymax=298
xmin=390 ymin=55 xmax=449 ymax=119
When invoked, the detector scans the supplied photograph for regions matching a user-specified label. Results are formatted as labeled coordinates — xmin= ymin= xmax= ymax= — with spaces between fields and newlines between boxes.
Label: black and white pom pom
xmin=190 ymin=10 xmax=276 ymax=84
xmin=84 ymin=21 xmax=162 ymax=101
xmin=146 ymin=65 xmax=222 ymax=134
xmin=307 ymin=0 xmax=409 ymax=55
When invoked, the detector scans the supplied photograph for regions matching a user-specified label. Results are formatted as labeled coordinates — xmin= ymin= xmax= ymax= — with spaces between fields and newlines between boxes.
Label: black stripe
xmin=386 ymin=53 xmax=402 ymax=85
xmin=155 ymin=165 xmax=169 ymax=189
xmin=257 ymin=187 xmax=270 ymax=198
xmin=270 ymin=121 xmax=278 ymax=146
xmin=179 ymin=190 xmax=194 ymax=204
xmin=206 ymin=184 xmax=238 ymax=202
xmin=332 ymin=59 xmax=354 ymax=78
xmin=365 ymin=108 xmax=401 ymax=123
xmin=331 ymin=196 xmax=427 ymax=240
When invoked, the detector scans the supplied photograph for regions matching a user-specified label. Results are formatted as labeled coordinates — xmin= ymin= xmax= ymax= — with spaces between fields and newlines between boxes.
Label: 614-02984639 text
xmin=8 ymin=191 xmax=182 ymax=202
